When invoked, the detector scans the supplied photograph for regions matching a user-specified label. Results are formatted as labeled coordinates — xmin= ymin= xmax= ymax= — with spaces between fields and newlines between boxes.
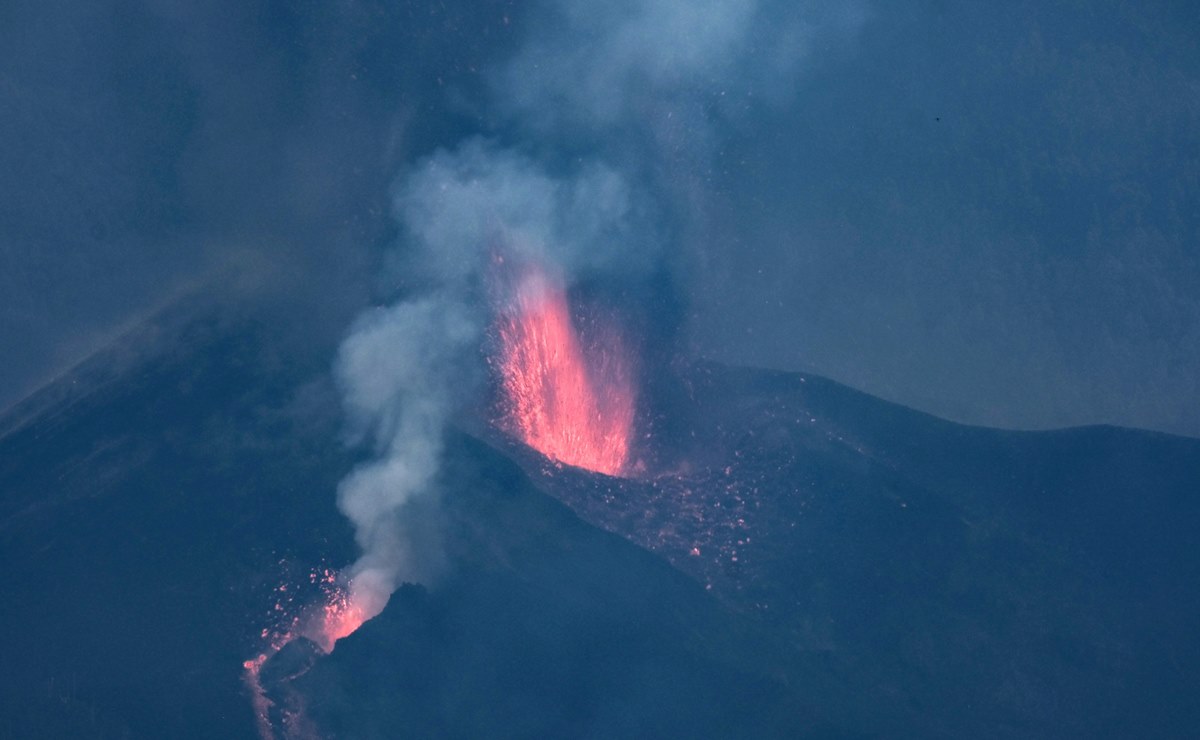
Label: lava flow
xmin=492 ymin=261 xmax=635 ymax=476
xmin=243 ymin=569 xmax=370 ymax=739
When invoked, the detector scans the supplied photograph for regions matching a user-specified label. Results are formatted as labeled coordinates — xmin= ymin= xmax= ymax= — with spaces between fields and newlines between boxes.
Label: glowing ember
xmin=242 ymin=569 xmax=373 ymax=739
xmin=493 ymin=261 xmax=635 ymax=476
xmin=243 ymin=615 xmax=298 ymax=740
xmin=311 ymin=581 xmax=370 ymax=654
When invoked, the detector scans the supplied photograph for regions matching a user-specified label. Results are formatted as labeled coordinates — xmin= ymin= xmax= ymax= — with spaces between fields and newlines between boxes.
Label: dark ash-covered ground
xmin=2 ymin=300 xmax=1198 ymax=738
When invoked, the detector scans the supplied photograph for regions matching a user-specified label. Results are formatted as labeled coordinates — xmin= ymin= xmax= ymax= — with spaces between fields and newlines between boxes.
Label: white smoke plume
xmin=495 ymin=0 xmax=866 ymax=135
xmin=396 ymin=140 xmax=658 ymax=285
xmin=330 ymin=143 xmax=651 ymax=622
xmin=327 ymin=0 xmax=866 ymax=630
xmin=332 ymin=296 xmax=478 ymax=621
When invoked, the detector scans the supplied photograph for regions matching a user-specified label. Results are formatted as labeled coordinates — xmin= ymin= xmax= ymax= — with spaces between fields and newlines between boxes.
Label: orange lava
xmin=493 ymin=261 xmax=634 ymax=476
xmin=311 ymin=583 xmax=370 ymax=654
xmin=243 ymin=619 xmax=297 ymax=740
xmin=243 ymin=653 xmax=278 ymax=740
xmin=242 ymin=570 xmax=371 ymax=738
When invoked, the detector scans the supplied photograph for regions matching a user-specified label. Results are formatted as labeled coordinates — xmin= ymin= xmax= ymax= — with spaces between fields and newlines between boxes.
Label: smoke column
xmin=321 ymin=139 xmax=653 ymax=636
xmin=328 ymin=297 xmax=478 ymax=632
xmin=321 ymin=0 xmax=866 ymax=642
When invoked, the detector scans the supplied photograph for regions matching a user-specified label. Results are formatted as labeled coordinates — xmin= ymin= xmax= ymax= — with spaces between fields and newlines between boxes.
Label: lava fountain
xmin=492 ymin=260 xmax=635 ymax=476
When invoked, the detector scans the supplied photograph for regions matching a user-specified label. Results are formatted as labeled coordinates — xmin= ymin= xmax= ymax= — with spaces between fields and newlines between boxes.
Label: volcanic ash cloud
xmin=318 ymin=0 xmax=866 ymax=644
xmin=327 ymin=140 xmax=655 ymax=635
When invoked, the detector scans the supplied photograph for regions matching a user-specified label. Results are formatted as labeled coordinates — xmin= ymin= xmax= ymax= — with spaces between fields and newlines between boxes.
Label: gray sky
xmin=3 ymin=0 xmax=1198 ymax=437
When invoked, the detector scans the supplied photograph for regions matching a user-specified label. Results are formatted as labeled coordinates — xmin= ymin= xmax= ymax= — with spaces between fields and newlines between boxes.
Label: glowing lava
xmin=311 ymin=579 xmax=370 ymax=654
xmin=493 ymin=262 xmax=635 ymax=476
xmin=242 ymin=569 xmax=372 ymax=739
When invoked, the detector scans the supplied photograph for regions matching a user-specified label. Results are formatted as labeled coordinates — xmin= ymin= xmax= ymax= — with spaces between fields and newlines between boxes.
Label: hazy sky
xmin=3 ymin=0 xmax=1198 ymax=437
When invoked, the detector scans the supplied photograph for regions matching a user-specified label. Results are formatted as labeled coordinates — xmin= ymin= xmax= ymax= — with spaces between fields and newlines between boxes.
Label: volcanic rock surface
xmin=2 ymin=300 xmax=1199 ymax=738
xmin=496 ymin=363 xmax=1200 ymax=736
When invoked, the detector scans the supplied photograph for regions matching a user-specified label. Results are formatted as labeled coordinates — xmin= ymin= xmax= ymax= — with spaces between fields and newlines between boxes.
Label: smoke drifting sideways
xmin=283 ymin=0 xmax=868 ymax=654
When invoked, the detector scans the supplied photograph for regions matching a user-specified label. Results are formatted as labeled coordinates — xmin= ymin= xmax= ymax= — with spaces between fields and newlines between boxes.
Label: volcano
xmin=2 ymin=298 xmax=1198 ymax=738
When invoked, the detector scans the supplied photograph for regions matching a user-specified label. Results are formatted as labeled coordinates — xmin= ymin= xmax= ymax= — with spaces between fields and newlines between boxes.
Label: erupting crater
xmin=490 ymin=260 xmax=635 ymax=477
xmin=247 ymin=256 xmax=640 ymax=737
xmin=243 ymin=570 xmax=372 ymax=739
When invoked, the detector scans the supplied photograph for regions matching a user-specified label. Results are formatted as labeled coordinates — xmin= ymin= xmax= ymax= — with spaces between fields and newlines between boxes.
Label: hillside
xmin=2 ymin=304 xmax=1197 ymax=738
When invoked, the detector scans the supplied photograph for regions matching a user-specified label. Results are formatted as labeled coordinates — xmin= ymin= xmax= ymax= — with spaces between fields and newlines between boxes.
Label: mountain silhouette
xmin=2 ymin=299 xmax=1197 ymax=738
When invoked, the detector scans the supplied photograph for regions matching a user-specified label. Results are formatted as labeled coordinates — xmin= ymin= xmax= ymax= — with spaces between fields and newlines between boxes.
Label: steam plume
xmin=332 ymin=296 xmax=478 ymax=624
xmin=327 ymin=0 xmax=865 ymax=635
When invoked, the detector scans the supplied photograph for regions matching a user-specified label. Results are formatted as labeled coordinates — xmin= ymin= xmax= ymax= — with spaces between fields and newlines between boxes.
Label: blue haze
xmin=2 ymin=0 xmax=1198 ymax=436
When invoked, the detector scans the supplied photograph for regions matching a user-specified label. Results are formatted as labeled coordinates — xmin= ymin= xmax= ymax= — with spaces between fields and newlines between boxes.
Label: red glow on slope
xmin=242 ymin=604 xmax=299 ymax=740
xmin=310 ymin=573 xmax=370 ymax=654
xmin=492 ymin=261 xmax=635 ymax=476
xmin=242 ymin=569 xmax=372 ymax=739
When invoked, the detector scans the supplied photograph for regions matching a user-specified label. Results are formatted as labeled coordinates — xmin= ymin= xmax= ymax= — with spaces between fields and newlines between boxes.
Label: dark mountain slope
xmin=0 ymin=304 xmax=355 ymax=738
xmin=277 ymin=433 xmax=835 ymax=739
xmin=494 ymin=362 xmax=1200 ymax=738
xmin=2 ymin=306 xmax=1197 ymax=738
